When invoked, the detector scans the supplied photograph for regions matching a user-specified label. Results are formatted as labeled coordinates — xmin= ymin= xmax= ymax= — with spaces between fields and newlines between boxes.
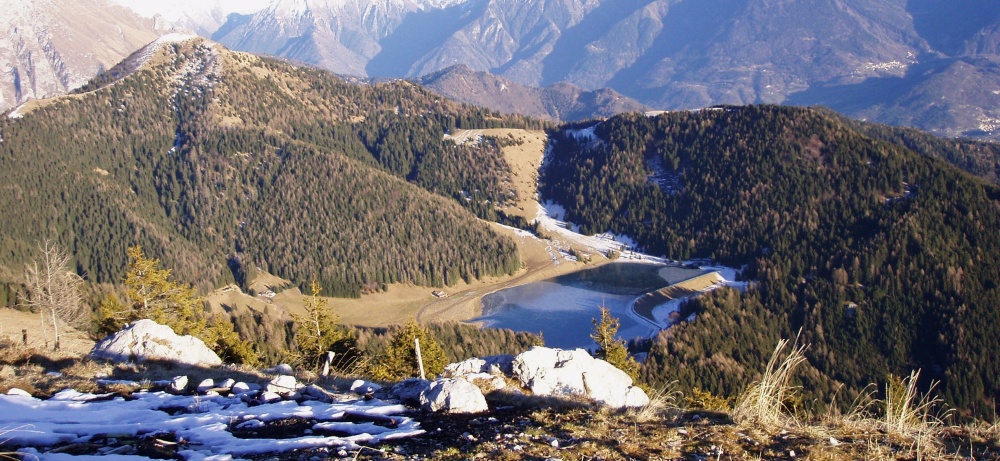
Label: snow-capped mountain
xmin=110 ymin=0 xmax=274 ymax=36
xmin=208 ymin=0 xmax=1000 ymax=139
xmin=0 ymin=0 xmax=162 ymax=112
xmin=211 ymin=0 xmax=475 ymax=77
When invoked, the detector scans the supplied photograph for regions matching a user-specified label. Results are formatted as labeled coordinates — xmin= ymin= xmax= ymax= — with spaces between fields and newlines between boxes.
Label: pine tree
xmin=372 ymin=320 xmax=447 ymax=381
xmin=289 ymin=280 xmax=355 ymax=371
xmin=95 ymin=246 xmax=204 ymax=337
xmin=591 ymin=306 xmax=639 ymax=380
xmin=122 ymin=246 xmax=204 ymax=336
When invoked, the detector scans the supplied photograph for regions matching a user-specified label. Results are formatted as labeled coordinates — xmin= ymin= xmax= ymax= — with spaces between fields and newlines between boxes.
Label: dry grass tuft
xmin=732 ymin=335 xmax=808 ymax=429
xmin=629 ymin=383 xmax=683 ymax=423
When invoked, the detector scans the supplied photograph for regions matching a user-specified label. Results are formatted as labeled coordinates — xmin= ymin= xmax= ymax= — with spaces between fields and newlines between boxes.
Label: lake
xmin=475 ymin=263 xmax=706 ymax=349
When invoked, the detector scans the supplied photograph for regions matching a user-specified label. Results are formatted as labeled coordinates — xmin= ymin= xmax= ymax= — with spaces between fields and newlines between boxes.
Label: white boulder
xmin=168 ymin=376 xmax=189 ymax=394
xmin=511 ymin=346 xmax=648 ymax=408
xmin=389 ymin=378 xmax=431 ymax=405
xmin=420 ymin=378 xmax=489 ymax=414
xmin=89 ymin=319 xmax=222 ymax=367
xmin=266 ymin=375 xmax=302 ymax=396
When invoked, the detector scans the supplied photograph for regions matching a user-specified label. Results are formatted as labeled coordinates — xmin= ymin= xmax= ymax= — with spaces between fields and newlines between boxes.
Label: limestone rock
xmin=168 ymin=376 xmax=189 ymax=394
xmin=511 ymin=346 xmax=648 ymax=408
xmin=390 ymin=378 xmax=431 ymax=405
xmin=89 ymin=319 xmax=222 ymax=367
xmin=420 ymin=378 xmax=488 ymax=414
xmin=463 ymin=372 xmax=507 ymax=393
xmin=350 ymin=379 xmax=381 ymax=396
xmin=443 ymin=355 xmax=514 ymax=378
xmin=266 ymin=375 xmax=302 ymax=396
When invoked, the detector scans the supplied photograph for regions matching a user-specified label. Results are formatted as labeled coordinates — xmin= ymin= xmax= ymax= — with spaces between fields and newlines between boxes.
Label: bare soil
xmin=0 ymin=307 xmax=95 ymax=357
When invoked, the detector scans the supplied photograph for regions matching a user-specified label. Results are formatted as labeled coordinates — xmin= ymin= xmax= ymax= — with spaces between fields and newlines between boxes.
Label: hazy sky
xmin=112 ymin=0 xmax=275 ymax=20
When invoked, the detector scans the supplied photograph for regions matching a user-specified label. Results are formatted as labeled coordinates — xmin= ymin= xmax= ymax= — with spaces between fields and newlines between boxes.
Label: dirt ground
xmin=0 ymin=307 xmax=95 ymax=356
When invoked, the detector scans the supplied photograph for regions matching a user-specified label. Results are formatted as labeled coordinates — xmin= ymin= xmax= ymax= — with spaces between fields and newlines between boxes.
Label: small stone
xmin=267 ymin=375 xmax=301 ymax=395
xmin=168 ymin=376 xmax=188 ymax=394
xmin=260 ymin=391 xmax=282 ymax=403
xmin=789 ymin=450 xmax=796 ymax=458
xmin=270 ymin=364 xmax=294 ymax=375
xmin=219 ymin=378 xmax=236 ymax=389
xmin=462 ymin=432 xmax=477 ymax=442
xmin=350 ymin=379 xmax=381 ymax=396
xmin=231 ymin=382 xmax=252 ymax=395
xmin=6 ymin=388 xmax=31 ymax=397
xmin=678 ymin=428 xmax=688 ymax=436
xmin=550 ymin=438 xmax=560 ymax=448
xmin=196 ymin=378 xmax=215 ymax=393
xmin=829 ymin=437 xmax=841 ymax=446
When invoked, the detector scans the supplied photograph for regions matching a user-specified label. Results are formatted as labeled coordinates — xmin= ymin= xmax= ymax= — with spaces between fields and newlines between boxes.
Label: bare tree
xmin=22 ymin=241 xmax=83 ymax=350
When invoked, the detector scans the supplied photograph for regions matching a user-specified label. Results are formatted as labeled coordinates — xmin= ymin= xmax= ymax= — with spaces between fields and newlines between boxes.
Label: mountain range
xmin=0 ymin=0 xmax=161 ymax=112
xmin=205 ymin=0 xmax=1000 ymax=140
xmin=3 ymin=0 xmax=999 ymax=139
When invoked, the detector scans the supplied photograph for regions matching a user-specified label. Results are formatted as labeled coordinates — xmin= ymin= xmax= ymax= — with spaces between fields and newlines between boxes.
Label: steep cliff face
xmin=0 ymin=0 xmax=162 ymax=112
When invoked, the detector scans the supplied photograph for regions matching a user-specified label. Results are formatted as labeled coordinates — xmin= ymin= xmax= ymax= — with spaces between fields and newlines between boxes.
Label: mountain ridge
xmin=415 ymin=64 xmax=649 ymax=122
xmin=0 ymin=0 xmax=164 ymax=112
xmin=0 ymin=36 xmax=533 ymax=296
xmin=205 ymin=0 xmax=1000 ymax=138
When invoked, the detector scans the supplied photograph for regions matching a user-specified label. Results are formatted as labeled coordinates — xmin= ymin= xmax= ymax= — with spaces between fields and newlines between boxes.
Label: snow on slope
xmin=4 ymin=388 xmax=422 ymax=459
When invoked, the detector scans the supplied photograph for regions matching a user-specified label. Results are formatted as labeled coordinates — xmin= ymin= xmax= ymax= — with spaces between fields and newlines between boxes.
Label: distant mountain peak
xmin=91 ymin=34 xmax=220 ymax=90
xmin=0 ymin=0 xmax=163 ymax=112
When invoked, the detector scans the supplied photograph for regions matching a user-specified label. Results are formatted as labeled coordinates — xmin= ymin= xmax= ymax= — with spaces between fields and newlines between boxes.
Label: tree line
xmin=541 ymin=106 xmax=1000 ymax=415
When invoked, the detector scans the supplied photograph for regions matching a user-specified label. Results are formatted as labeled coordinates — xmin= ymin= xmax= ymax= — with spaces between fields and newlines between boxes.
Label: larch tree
xmin=22 ymin=241 xmax=83 ymax=350
xmin=590 ymin=306 xmax=639 ymax=380
xmin=96 ymin=246 xmax=204 ymax=337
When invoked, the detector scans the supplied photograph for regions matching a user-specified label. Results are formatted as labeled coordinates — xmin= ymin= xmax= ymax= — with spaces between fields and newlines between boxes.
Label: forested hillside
xmin=0 ymin=37 xmax=541 ymax=297
xmin=541 ymin=106 xmax=1000 ymax=414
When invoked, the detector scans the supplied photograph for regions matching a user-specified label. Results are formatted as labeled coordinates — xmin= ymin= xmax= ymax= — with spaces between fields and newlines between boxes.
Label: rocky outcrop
xmin=420 ymin=378 xmax=489 ymax=414
xmin=89 ymin=319 xmax=222 ymax=367
xmin=511 ymin=346 xmax=648 ymax=408
xmin=431 ymin=347 xmax=648 ymax=411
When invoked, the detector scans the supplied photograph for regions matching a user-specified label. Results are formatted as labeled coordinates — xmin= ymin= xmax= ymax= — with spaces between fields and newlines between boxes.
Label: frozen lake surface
xmin=475 ymin=263 xmax=704 ymax=349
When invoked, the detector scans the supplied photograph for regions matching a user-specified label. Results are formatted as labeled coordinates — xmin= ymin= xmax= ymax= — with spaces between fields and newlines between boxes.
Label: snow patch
xmin=7 ymin=104 xmax=25 ymax=119
xmin=534 ymin=200 xmax=666 ymax=265
xmin=564 ymin=125 xmax=599 ymax=145
xmin=3 ymin=389 xmax=422 ymax=458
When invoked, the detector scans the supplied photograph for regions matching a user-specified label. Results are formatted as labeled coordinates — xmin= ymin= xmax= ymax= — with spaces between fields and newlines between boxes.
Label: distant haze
xmin=111 ymin=0 xmax=273 ymax=20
